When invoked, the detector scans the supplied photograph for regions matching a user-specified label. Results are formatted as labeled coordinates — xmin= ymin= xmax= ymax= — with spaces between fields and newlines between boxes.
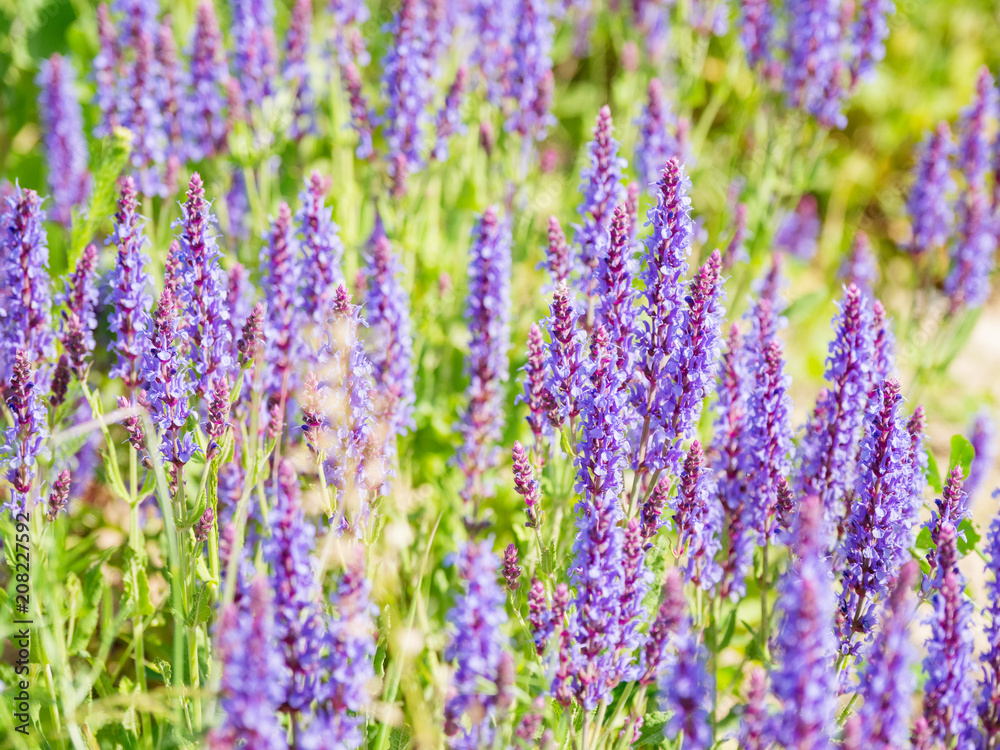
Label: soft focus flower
xmin=967 ymin=409 xmax=997 ymax=501
xmin=505 ymin=0 xmax=555 ymax=143
xmin=774 ymin=194 xmax=821 ymax=259
xmin=94 ymin=4 xmax=119 ymax=138
xmin=56 ymin=242 xmax=100 ymax=380
xmin=260 ymin=203 xmax=303 ymax=403
xmin=284 ymin=0 xmax=315 ymax=140
xmin=976 ymin=502 xmax=1000 ymax=749
xmin=154 ymin=19 xmax=183 ymax=193
xmin=659 ymin=623 xmax=713 ymax=750
xmin=230 ymin=0 xmax=279 ymax=110
xmin=185 ymin=0 xmax=229 ymax=161
xmin=297 ymin=172 xmax=345 ymax=327
xmin=945 ymin=186 xmax=997 ymax=312
xmin=840 ymin=231 xmax=878 ymax=295
xmin=456 ymin=208 xmax=511 ymax=509
xmin=123 ymin=30 xmax=168 ymax=196
xmin=850 ymin=0 xmax=895 ymax=88
xmin=770 ymin=495 xmax=838 ymax=748
xmin=444 ymin=539 xmax=509 ymax=748
xmin=906 ymin=122 xmax=956 ymax=257
xmin=634 ymin=79 xmax=680 ymax=191
xmin=432 ymin=66 xmax=468 ymax=161
xmin=329 ymin=0 xmax=371 ymax=67
xmin=36 ymin=55 xmax=90 ymax=226
xmin=739 ymin=667 xmax=770 ymax=749
xmin=957 ymin=66 xmax=999 ymax=190
xmin=783 ymin=0 xmax=847 ymax=128
xmin=642 ymin=567 xmax=685 ymax=684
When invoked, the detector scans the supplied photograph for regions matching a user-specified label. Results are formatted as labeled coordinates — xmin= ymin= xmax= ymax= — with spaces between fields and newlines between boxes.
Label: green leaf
xmin=184 ymin=583 xmax=214 ymax=628
xmin=388 ymin=726 xmax=412 ymax=750
xmin=949 ymin=435 xmax=975 ymax=479
xmin=152 ymin=659 xmax=172 ymax=688
xmin=915 ymin=526 xmax=933 ymax=550
xmin=69 ymin=561 xmax=106 ymax=653
xmin=718 ymin=607 xmax=738 ymax=651
xmin=925 ymin=450 xmax=943 ymax=495
xmin=634 ymin=711 xmax=670 ymax=747
xmin=958 ymin=518 xmax=981 ymax=557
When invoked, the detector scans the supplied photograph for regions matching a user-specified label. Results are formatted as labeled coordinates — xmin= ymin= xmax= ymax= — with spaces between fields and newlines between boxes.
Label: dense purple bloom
xmin=543 ymin=290 xmax=585 ymax=429
xmin=976 ymin=504 xmax=1000 ymax=749
xmin=297 ymin=172 xmax=345 ymax=326
xmin=868 ymin=299 xmax=896 ymax=390
xmin=612 ymin=518 xmax=652 ymax=684
xmin=205 ymin=376 xmax=229 ymax=459
xmin=174 ymin=174 xmax=232 ymax=398
xmin=906 ymin=122 xmax=956 ymax=257
xmin=542 ymin=215 xmax=571 ymax=289
xmin=94 ymin=4 xmax=119 ymax=138
xmin=576 ymin=106 xmax=627 ymax=316
xmin=285 ymin=0 xmax=315 ymax=140
xmin=185 ymin=0 xmax=229 ymax=161
xmin=840 ymin=231 xmax=878 ymax=295
xmin=363 ymin=215 xmax=416 ymax=449
xmin=260 ymin=203 xmax=302 ymax=401
xmin=837 ymin=378 xmax=915 ymax=656
xmin=444 ymin=539 xmax=509 ymax=749
xmin=850 ymin=0 xmax=895 ymax=88
xmin=924 ymin=467 xmax=968 ymax=588
xmin=468 ymin=0 xmax=514 ymax=107
xmin=381 ymin=0 xmax=434 ymax=196
xmin=230 ymin=0 xmax=279 ymax=109
xmin=783 ymin=0 xmax=847 ymax=128
xmin=36 ymin=55 xmax=90 ymax=226
xmin=945 ymin=186 xmax=997 ymax=312
xmin=264 ymin=459 xmax=322 ymax=713
xmin=207 ymin=577 xmax=288 ymax=750
xmin=512 ymin=441 xmax=542 ymax=528
xmin=797 ymin=284 xmax=874 ymax=535
xmin=634 ymin=79 xmax=680 ymax=191
xmin=855 ymin=560 xmax=919 ymax=749
xmin=739 ymin=0 xmax=775 ymax=69
xmin=123 ymin=30 xmax=168 ymax=196
xmin=570 ymin=326 xmax=627 ymax=708
xmin=674 ymin=441 xmax=723 ymax=590
xmin=770 ymin=495 xmax=838 ymax=749
xmin=226 ymin=264 xmax=254 ymax=354
xmin=774 ymin=194 xmax=821 ymax=259
xmin=660 ymin=624 xmax=713 ymax=750
xmin=456 ymin=208 xmax=511 ymax=508
xmin=432 ymin=66 xmax=468 ymax=161
xmin=1 ymin=352 xmax=50 ymax=515
xmin=1 ymin=186 xmax=55 ymax=389
xmin=957 ymin=66 xmax=999 ymax=189
xmin=634 ymin=158 xmax=693 ymax=472
xmin=504 ymin=0 xmax=555 ymax=142
xmin=142 ymin=287 xmax=198 ymax=470
xmin=967 ymin=409 xmax=997 ymax=501
xmin=921 ymin=522 xmax=976 ymax=746
xmin=112 ymin=0 xmax=160 ymax=50
xmin=303 ymin=547 xmax=377 ymax=748
xmin=518 ymin=324 xmax=553 ymax=453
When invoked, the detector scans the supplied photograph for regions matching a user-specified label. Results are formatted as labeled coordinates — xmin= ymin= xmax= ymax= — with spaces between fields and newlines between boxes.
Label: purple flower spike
xmin=596 ymin=204 xmax=639 ymax=374
xmin=124 ymin=30 xmax=168 ymax=196
xmin=284 ymin=0 xmax=315 ymax=140
xmin=432 ymin=66 xmax=468 ymax=161
xmin=528 ymin=577 xmax=551 ymax=655
xmin=921 ymin=522 xmax=976 ymax=747
xmin=46 ymin=468 xmax=72 ymax=522
xmin=660 ymin=624 xmax=714 ymax=750
xmin=238 ymin=301 xmax=265 ymax=369
xmin=206 ymin=376 xmax=229 ymax=459
xmin=469 ymin=1 xmax=514 ymax=107
xmin=207 ymin=577 xmax=288 ymax=750
xmin=175 ymin=173 xmax=232 ymax=399
xmin=967 ymin=409 xmax=997 ymax=501
xmin=512 ymin=441 xmax=541 ymax=528
xmin=797 ymin=284 xmax=874 ymax=536
xmin=297 ymin=172 xmax=345 ymax=325
xmin=783 ymin=0 xmax=847 ymax=128
xmin=642 ymin=568 xmax=685 ymax=685
xmin=570 ymin=326 xmax=628 ymax=708
xmin=976 ymin=504 xmax=1000 ymax=748
xmin=260 ymin=203 xmax=303 ymax=401
xmin=739 ymin=667 xmax=770 ymax=749
xmin=924 ymin=467 xmax=968 ymax=588
xmin=906 ymin=122 xmax=956 ymax=257
xmin=142 ymin=287 xmax=198 ymax=471
xmin=739 ymin=0 xmax=775 ymax=69
xmin=505 ymin=0 xmax=555 ymax=143
xmin=363 ymin=216 xmax=415 ymax=451
xmin=94 ymin=4 xmax=119 ymax=138
xmin=304 ymin=546 xmax=377 ymax=748
xmin=456 ymin=207 xmax=511 ymax=509
xmin=770 ymin=495 xmax=838 ymax=749
xmin=185 ymin=0 xmax=229 ymax=161
xmin=381 ymin=0 xmax=434 ymax=196
xmin=856 ymin=561 xmax=919 ymax=749
xmin=774 ymin=194 xmax=821 ymax=259
xmin=868 ymin=299 xmax=896 ymax=390
xmin=502 ymin=543 xmax=521 ymax=590
xmin=674 ymin=441 xmax=723 ymax=590
xmin=518 ymin=324 xmax=553 ymax=453
xmin=230 ymin=0 xmax=279 ymax=110
xmin=444 ymin=539 xmax=509 ymax=748
xmin=56 ymin=242 xmax=100 ymax=380
xmin=840 ymin=231 xmax=878 ymax=295
xmin=1 ymin=186 xmax=56 ymax=390
xmin=36 ymin=55 xmax=90 ymax=226
xmin=575 ymin=106 xmax=626 ymax=316
xmin=635 ymin=79 xmax=680 ymax=192
xmin=837 ymin=378 xmax=914 ymax=656
xmin=849 ymin=0 xmax=895 ymax=89
xmin=264 ymin=459 xmax=322 ymax=714
xmin=329 ymin=0 xmax=371 ymax=67
xmin=958 ymin=67 xmax=999 ymax=189
xmin=155 ymin=19 xmax=183 ymax=191
xmin=1 ymin=352 xmax=50 ymax=516
xmin=659 ymin=249 xmax=726 ymax=474
xmin=612 ymin=518 xmax=651 ymax=683
xmin=543 ymin=216 xmax=571 ymax=289
xmin=343 ymin=62 xmax=376 ymax=161
xmin=945 ymin=186 xmax=997 ymax=313
xmin=635 ymin=158 xmax=693 ymax=469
